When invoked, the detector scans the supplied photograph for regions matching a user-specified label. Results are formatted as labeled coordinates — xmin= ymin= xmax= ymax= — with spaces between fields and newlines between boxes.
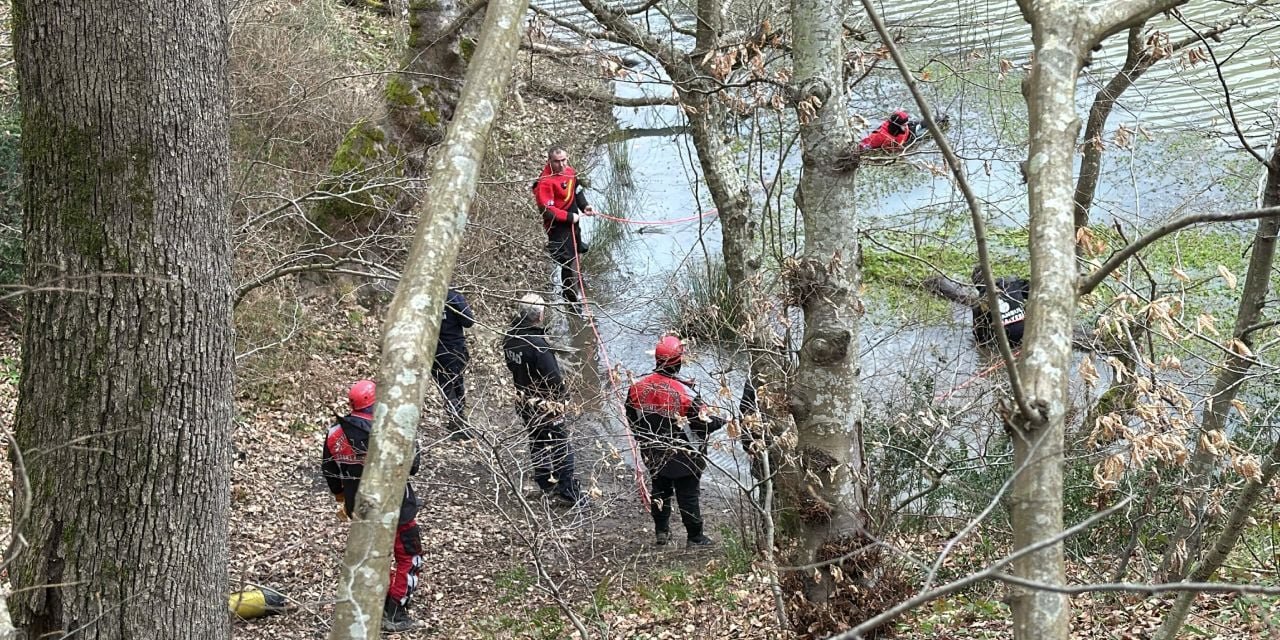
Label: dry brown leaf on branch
xmin=1227 ymin=338 xmax=1254 ymax=359
xmin=1076 ymin=226 xmax=1108 ymax=256
xmin=1159 ymin=354 xmax=1182 ymax=371
xmin=1217 ymin=264 xmax=1238 ymax=290
xmin=1196 ymin=313 xmax=1219 ymax=337
xmin=1113 ymin=124 xmax=1135 ymax=149
xmin=1079 ymin=355 xmax=1099 ymax=385
xmin=1106 ymin=356 xmax=1130 ymax=382
xmin=1199 ymin=429 xmax=1229 ymax=457
xmin=1230 ymin=398 xmax=1250 ymax=422
xmin=1093 ymin=454 xmax=1126 ymax=491
xmin=1232 ymin=452 xmax=1263 ymax=483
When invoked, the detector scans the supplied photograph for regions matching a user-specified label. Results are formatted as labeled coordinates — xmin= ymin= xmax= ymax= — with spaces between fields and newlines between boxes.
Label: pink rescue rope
xmin=590 ymin=208 xmax=718 ymax=226
xmin=934 ymin=349 xmax=1021 ymax=402
xmin=569 ymin=223 xmax=652 ymax=511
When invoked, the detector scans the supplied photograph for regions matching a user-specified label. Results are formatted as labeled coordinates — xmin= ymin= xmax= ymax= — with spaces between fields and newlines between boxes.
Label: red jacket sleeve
xmin=533 ymin=170 xmax=573 ymax=223
xmin=861 ymin=122 xmax=904 ymax=150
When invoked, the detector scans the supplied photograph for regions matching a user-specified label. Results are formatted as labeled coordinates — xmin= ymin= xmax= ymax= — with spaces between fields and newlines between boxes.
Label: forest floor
xmin=0 ymin=1 xmax=1274 ymax=639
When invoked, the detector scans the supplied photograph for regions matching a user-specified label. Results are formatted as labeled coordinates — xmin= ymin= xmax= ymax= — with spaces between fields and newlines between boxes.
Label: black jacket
xmin=502 ymin=320 xmax=565 ymax=401
xmin=321 ymin=412 xmax=421 ymax=524
xmin=435 ymin=288 xmax=475 ymax=363
xmin=973 ymin=276 xmax=1030 ymax=347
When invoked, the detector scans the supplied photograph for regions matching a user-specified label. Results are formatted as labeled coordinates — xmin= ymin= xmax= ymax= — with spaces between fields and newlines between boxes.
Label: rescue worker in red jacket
xmin=860 ymin=110 xmax=914 ymax=151
xmin=321 ymin=380 xmax=423 ymax=633
xmin=626 ymin=336 xmax=725 ymax=548
xmin=532 ymin=146 xmax=595 ymax=304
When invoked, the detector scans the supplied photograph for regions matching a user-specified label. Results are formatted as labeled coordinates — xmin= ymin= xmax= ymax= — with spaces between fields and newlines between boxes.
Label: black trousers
xmin=547 ymin=235 xmax=582 ymax=303
xmin=520 ymin=405 xmax=581 ymax=502
xmin=651 ymin=473 xmax=703 ymax=540
xmin=431 ymin=356 xmax=467 ymax=431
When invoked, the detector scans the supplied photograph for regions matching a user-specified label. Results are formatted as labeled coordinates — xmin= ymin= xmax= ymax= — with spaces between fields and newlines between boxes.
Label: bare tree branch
xmin=996 ymin=573 xmax=1280 ymax=596
xmin=1172 ymin=11 xmax=1272 ymax=168
xmin=1085 ymin=0 xmax=1191 ymax=45
xmin=1078 ymin=205 xmax=1280 ymax=296
xmin=524 ymin=76 xmax=680 ymax=107
xmin=824 ymin=498 xmax=1134 ymax=640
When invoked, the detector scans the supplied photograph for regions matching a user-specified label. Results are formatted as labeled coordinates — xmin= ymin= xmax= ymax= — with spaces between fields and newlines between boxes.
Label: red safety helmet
xmin=654 ymin=336 xmax=685 ymax=367
xmin=348 ymin=379 xmax=376 ymax=412
xmin=890 ymin=110 xmax=909 ymax=125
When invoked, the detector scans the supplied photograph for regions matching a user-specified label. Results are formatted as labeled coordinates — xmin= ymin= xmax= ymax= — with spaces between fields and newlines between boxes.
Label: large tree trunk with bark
xmin=1013 ymin=1 xmax=1186 ymax=637
xmin=1159 ymin=137 xmax=1280 ymax=580
xmin=318 ymin=0 xmax=479 ymax=223
xmin=1010 ymin=10 xmax=1088 ymax=637
xmin=9 ymin=1 xmax=234 ymax=639
xmin=783 ymin=0 xmax=866 ymax=605
xmin=325 ymin=0 xmax=529 ymax=636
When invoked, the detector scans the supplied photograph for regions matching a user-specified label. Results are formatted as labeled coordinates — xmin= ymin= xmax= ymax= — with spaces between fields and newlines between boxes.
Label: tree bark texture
xmin=785 ymin=0 xmax=866 ymax=603
xmin=1012 ymin=5 xmax=1092 ymax=637
xmin=325 ymin=0 xmax=528 ymax=637
xmin=1014 ymin=0 xmax=1187 ymax=636
xmin=10 ymin=1 xmax=234 ymax=639
xmin=1159 ymin=138 xmax=1280 ymax=580
xmin=319 ymin=0 xmax=475 ymax=222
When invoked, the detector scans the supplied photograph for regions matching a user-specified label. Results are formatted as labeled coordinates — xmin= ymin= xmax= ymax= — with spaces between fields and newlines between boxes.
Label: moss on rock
xmin=314 ymin=119 xmax=396 ymax=224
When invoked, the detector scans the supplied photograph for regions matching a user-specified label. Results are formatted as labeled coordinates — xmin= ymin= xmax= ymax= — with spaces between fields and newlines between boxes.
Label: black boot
xmin=382 ymin=599 xmax=415 ymax=633
xmin=686 ymin=534 xmax=715 ymax=548
xmin=446 ymin=414 xmax=472 ymax=441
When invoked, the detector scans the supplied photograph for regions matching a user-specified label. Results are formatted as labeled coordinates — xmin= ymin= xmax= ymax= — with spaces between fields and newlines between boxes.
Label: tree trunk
xmin=1014 ymin=1 xmax=1187 ymax=636
xmin=1007 ymin=10 xmax=1088 ymax=637
xmin=1159 ymin=138 xmax=1280 ymax=580
xmin=1074 ymin=26 xmax=1144 ymax=232
xmin=10 ymin=1 xmax=233 ymax=638
xmin=785 ymin=0 xmax=866 ymax=604
xmin=325 ymin=0 xmax=528 ymax=636
xmin=318 ymin=0 xmax=477 ymax=223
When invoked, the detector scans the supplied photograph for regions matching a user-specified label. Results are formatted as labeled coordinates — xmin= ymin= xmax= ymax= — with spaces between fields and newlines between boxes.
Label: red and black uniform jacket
xmin=532 ymin=164 xmax=589 ymax=245
xmin=322 ymin=411 xmax=421 ymax=524
xmin=860 ymin=120 xmax=910 ymax=150
xmin=625 ymin=371 xmax=725 ymax=479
